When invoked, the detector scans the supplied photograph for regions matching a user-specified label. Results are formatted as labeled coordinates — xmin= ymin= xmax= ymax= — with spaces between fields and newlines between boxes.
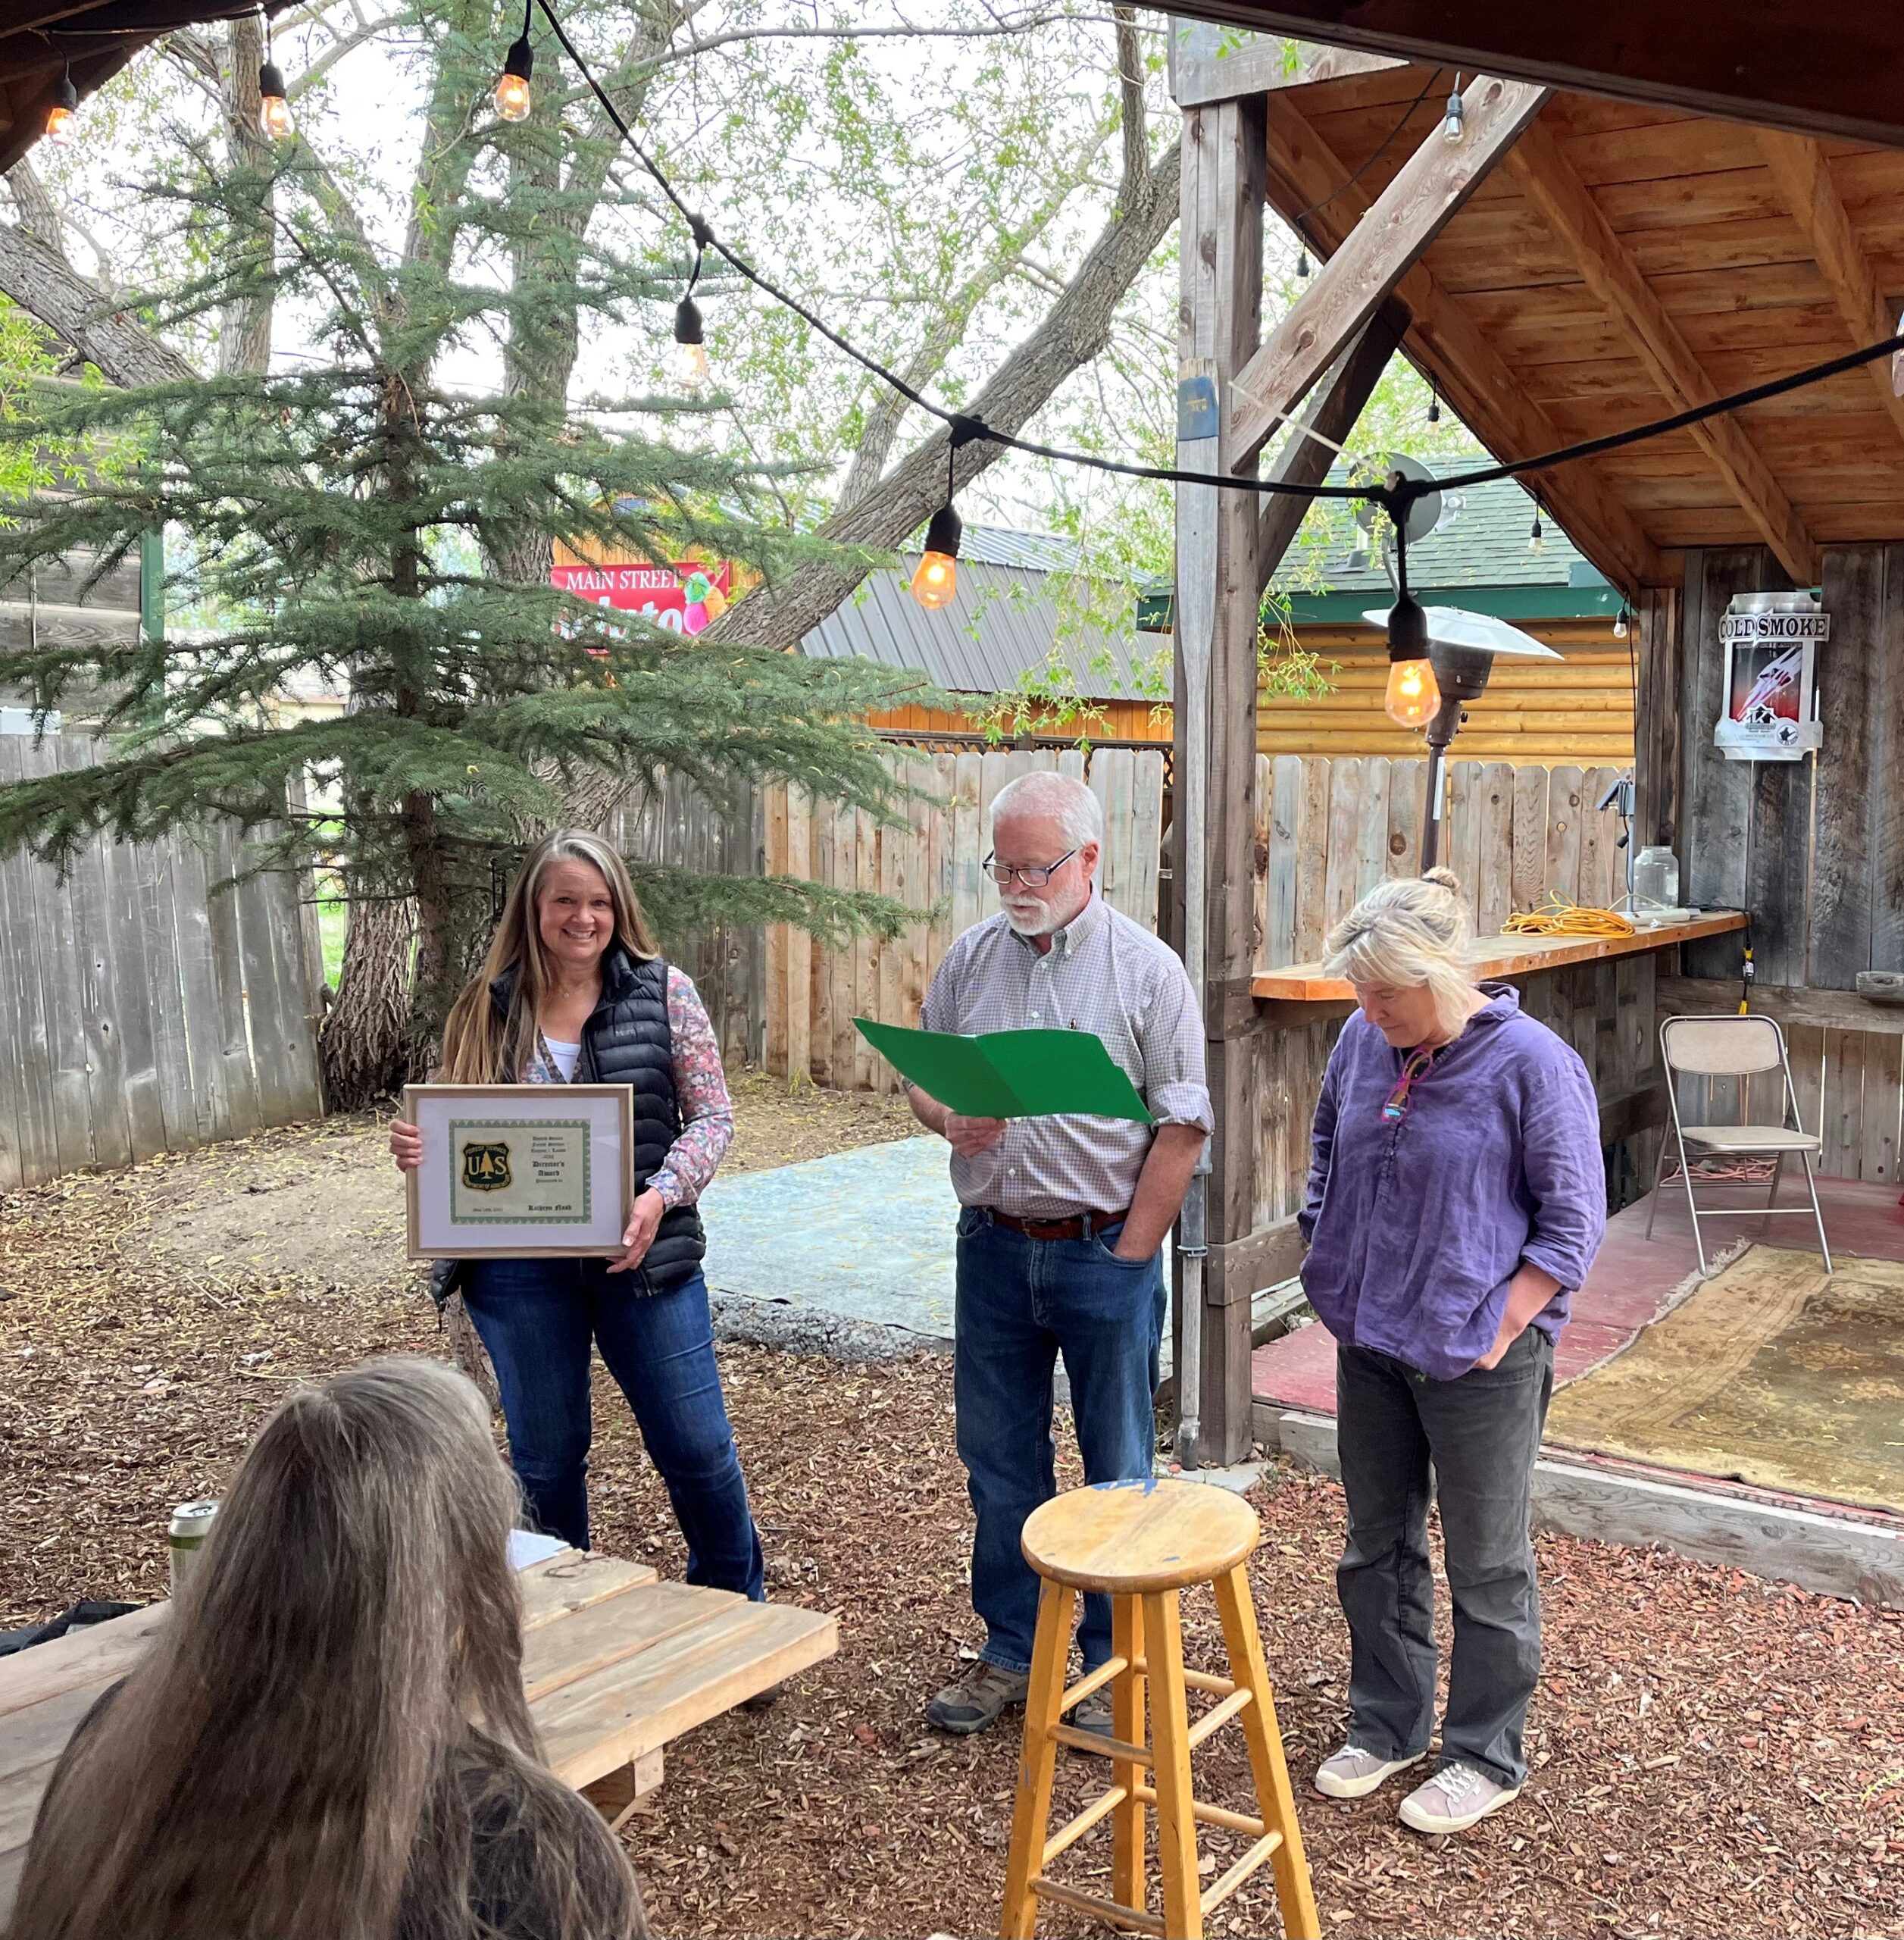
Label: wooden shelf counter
xmin=1250 ymin=912 xmax=1747 ymax=1008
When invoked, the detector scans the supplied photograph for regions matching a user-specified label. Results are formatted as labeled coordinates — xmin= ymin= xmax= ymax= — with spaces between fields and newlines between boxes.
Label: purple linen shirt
xmin=1297 ymin=982 xmax=1606 ymax=1381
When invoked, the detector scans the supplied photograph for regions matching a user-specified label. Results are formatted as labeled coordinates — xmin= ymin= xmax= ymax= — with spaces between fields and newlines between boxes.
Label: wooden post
xmin=1177 ymin=92 xmax=1267 ymax=1466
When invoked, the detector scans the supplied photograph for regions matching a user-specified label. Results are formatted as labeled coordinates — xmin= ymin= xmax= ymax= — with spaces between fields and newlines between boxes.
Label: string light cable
xmin=527 ymin=0 xmax=1904 ymax=538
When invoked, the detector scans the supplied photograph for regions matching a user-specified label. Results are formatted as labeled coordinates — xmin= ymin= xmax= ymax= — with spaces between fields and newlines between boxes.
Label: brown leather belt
xmin=986 ymin=1207 xmax=1130 ymax=1242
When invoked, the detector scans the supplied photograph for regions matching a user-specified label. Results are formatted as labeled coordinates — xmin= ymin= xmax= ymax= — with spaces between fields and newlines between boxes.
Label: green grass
xmin=316 ymin=879 xmax=345 ymax=990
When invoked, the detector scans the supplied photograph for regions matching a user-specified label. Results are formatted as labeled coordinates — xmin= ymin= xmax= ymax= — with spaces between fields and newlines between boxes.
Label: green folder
xmin=854 ymin=1017 xmax=1152 ymax=1124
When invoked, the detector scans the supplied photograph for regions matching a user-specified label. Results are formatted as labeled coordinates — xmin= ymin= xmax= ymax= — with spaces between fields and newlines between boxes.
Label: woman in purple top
xmin=1298 ymin=868 xmax=1605 ymax=1836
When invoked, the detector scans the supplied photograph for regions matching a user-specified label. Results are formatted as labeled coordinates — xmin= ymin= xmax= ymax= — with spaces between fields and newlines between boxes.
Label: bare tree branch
xmin=704 ymin=133 xmax=1181 ymax=656
xmin=0 ymin=222 xmax=196 ymax=384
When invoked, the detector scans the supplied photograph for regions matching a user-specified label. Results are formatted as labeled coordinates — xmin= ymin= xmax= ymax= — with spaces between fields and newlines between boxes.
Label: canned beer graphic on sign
xmin=1714 ymin=590 xmax=1827 ymax=762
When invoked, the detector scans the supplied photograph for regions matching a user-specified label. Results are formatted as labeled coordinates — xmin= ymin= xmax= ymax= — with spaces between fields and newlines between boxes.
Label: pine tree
xmin=0 ymin=13 xmax=924 ymax=1102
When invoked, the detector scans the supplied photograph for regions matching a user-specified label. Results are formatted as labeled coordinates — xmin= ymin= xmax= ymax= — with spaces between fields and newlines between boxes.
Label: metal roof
xmin=1272 ymin=458 xmax=1600 ymax=594
xmin=799 ymin=552 xmax=1166 ymax=701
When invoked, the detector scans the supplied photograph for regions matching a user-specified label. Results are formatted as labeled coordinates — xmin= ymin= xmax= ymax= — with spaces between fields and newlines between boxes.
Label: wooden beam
xmin=1755 ymin=132 xmax=1904 ymax=452
xmin=1170 ymin=19 xmax=1403 ymax=108
xmin=1503 ymin=117 xmax=1818 ymax=587
xmin=1227 ymin=74 xmax=1547 ymax=468
xmin=1255 ymin=299 xmax=1408 ymax=580
xmin=1262 ymin=94 xmax=1665 ymax=596
xmin=1657 ymin=977 xmax=1904 ymax=1037
xmin=1162 ymin=2 xmax=1904 ymax=151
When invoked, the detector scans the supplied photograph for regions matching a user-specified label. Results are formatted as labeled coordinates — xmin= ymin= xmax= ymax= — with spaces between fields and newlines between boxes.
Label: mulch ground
xmin=2 ymin=1087 xmax=1902 ymax=1938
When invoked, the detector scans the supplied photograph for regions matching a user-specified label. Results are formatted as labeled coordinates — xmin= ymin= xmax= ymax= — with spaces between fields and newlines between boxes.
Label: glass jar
xmin=1633 ymin=846 xmax=1680 ymax=911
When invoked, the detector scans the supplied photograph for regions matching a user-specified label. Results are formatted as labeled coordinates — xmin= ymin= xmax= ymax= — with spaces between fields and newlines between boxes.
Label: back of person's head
xmin=1324 ymin=868 xmax=1475 ymax=1037
xmin=10 ymin=1358 xmax=641 ymax=1940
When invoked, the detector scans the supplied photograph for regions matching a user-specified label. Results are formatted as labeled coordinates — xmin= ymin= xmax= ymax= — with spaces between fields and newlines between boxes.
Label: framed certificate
xmin=403 ymin=1083 xmax=634 ymax=1259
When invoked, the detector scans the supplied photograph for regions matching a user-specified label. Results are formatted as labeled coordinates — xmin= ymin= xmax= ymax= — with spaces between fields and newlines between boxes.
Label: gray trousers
xmin=1334 ymin=1327 xmax=1554 ymax=1788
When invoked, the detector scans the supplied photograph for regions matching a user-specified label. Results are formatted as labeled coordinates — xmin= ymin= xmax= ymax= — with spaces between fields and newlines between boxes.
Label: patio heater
xmin=1368 ymin=601 xmax=1563 ymax=873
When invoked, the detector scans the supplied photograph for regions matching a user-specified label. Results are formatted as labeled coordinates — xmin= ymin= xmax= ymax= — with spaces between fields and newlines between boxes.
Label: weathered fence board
xmin=0 ymin=733 xmax=323 ymax=1192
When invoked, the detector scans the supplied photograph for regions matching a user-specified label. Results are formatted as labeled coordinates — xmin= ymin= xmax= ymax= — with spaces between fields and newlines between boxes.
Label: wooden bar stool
xmin=999 ymin=1479 xmax=1320 ymax=1940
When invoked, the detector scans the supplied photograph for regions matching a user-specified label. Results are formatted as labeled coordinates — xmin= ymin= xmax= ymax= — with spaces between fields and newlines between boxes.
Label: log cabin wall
xmin=1646 ymin=543 xmax=1904 ymax=1184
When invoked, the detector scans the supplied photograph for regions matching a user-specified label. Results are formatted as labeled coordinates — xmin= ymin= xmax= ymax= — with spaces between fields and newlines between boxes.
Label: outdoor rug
xmin=1544 ymin=1244 xmax=1904 ymax=1513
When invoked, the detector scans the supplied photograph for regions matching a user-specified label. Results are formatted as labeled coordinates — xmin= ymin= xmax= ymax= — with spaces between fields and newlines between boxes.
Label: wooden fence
xmin=761 ymin=746 xmax=1165 ymax=1092
xmin=0 ymin=734 xmax=323 ymax=1191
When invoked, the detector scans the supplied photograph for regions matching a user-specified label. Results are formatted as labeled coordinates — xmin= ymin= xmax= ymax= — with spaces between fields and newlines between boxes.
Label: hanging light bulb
xmin=671 ymin=294 xmax=711 ymax=386
xmin=258 ymin=59 xmax=292 ymax=139
xmin=1296 ymin=241 xmax=1310 ymax=280
xmin=1383 ymin=592 xmax=1440 ymax=730
xmin=1613 ymin=604 xmax=1630 ymax=641
xmin=45 ymin=65 xmax=78 ymax=145
xmin=495 ymin=11 xmax=533 ymax=124
xmin=1528 ymin=501 xmax=1546 ymax=555
xmin=1442 ymin=79 xmax=1466 ymax=145
xmin=911 ymin=502 xmax=962 ymax=611
xmin=1427 ymin=381 xmax=1441 ymax=426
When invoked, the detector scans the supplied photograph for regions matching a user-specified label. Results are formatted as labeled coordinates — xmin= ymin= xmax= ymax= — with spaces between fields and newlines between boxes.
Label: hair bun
xmin=1421 ymin=866 xmax=1462 ymax=894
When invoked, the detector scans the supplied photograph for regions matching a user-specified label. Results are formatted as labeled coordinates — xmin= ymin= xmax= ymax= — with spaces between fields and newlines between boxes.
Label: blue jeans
xmin=954 ymin=1208 xmax=1165 ymax=1676
xmin=462 ymin=1259 xmax=764 ymax=1599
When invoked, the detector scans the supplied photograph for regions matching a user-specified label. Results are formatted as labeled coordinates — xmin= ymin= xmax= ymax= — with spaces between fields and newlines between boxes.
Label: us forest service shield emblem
xmin=460 ymin=1140 xmax=512 ymax=1192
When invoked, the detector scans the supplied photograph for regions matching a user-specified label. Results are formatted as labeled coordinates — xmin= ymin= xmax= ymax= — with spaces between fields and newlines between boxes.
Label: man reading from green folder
xmin=905 ymin=771 xmax=1211 ymax=1739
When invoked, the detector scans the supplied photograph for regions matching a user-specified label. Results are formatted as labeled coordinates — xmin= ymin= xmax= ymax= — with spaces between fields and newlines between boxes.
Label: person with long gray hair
xmin=906 ymin=770 xmax=1210 ymax=1739
xmin=389 ymin=829 xmax=761 ymax=1594
xmin=8 ymin=1358 xmax=646 ymax=1940
xmin=1298 ymin=868 xmax=1605 ymax=1836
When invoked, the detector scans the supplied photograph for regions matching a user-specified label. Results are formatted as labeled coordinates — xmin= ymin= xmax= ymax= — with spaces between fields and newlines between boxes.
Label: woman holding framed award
xmin=389 ymin=830 xmax=762 ymax=1596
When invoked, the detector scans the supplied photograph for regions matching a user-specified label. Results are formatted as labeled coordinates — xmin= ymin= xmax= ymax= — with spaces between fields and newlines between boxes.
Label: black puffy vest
xmin=490 ymin=949 xmax=707 ymax=1291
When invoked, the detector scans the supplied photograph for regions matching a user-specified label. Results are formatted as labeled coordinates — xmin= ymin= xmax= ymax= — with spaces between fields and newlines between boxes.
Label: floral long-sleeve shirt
xmin=524 ymin=965 xmax=733 ymax=1208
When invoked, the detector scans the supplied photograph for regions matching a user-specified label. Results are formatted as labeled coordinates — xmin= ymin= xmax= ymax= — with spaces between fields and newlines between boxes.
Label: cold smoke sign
xmin=1714 ymin=592 xmax=1827 ymax=762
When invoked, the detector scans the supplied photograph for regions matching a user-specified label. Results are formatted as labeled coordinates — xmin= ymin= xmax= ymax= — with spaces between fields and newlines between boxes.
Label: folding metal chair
xmin=1646 ymin=1015 xmax=1832 ymax=1276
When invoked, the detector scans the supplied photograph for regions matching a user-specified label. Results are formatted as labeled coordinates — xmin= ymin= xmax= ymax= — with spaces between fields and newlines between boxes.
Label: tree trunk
xmin=0 ymin=221 xmax=197 ymax=384
xmin=217 ymin=15 xmax=276 ymax=378
xmin=704 ymin=136 xmax=1181 ymax=656
xmin=320 ymin=892 xmax=416 ymax=1106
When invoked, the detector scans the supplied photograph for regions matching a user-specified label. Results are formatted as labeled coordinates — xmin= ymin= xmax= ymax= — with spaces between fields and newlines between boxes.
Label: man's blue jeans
xmin=462 ymin=1258 xmax=764 ymax=1599
xmin=954 ymin=1207 xmax=1165 ymax=1676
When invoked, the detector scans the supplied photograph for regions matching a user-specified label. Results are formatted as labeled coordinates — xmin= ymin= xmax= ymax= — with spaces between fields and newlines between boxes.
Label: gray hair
xmin=1324 ymin=868 xmax=1475 ymax=1037
xmin=988 ymin=770 xmax=1103 ymax=851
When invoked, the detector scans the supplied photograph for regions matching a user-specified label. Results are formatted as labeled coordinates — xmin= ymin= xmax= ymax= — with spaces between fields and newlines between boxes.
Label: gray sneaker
xmin=1314 ymin=1744 xmax=1420 ymax=1800
xmin=1069 ymin=1690 xmax=1115 ymax=1741
xmin=927 ymin=1662 xmax=1030 ymax=1735
xmin=1398 ymin=1760 xmax=1521 ymax=1834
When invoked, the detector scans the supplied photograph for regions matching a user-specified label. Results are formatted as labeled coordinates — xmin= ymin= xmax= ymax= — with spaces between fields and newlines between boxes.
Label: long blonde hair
xmin=439 ymin=830 xmax=658 ymax=1083
xmin=1324 ymin=867 xmax=1477 ymax=1040
xmin=10 ymin=1358 xmax=643 ymax=1940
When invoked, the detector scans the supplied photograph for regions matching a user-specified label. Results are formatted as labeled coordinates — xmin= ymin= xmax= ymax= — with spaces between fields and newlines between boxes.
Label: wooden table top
xmin=0 ymin=1549 xmax=838 ymax=1915
xmin=1249 ymin=911 xmax=1747 ymax=1004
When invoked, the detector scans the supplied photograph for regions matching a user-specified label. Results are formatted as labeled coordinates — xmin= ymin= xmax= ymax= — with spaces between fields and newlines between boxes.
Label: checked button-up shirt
xmin=917 ymin=889 xmax=1212 ymax=1219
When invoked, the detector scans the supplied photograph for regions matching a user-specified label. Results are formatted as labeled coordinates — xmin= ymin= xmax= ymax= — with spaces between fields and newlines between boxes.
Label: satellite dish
xmin=1352 ymin=453 xmax=1446 ymax=546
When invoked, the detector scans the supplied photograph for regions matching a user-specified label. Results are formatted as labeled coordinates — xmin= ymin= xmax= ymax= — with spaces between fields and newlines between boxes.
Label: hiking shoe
xmin=927 ymin=1663 xmax=1030 ymax=1735
xmin=1398 ymin=1761 xmax=1521 ymax=1834
xmin=1068 ymin=1690 xmax=1115 ymax=1742
xmin=1314 ymin=1744 xmax=1419 ymax=1800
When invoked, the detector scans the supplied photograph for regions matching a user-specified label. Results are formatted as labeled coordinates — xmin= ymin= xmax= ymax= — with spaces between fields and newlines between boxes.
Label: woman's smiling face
xmin=536 ymin=859 xmax=616 ymax=973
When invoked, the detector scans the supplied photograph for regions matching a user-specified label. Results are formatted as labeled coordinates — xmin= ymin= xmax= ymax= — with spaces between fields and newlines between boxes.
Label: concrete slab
xmin=702 ymin=1135 xmax=958 ymax=1345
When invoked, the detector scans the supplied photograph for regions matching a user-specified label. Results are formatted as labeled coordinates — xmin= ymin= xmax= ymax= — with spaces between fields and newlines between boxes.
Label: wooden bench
xmin=0 ymin=1550 xmax=837 ymax=1915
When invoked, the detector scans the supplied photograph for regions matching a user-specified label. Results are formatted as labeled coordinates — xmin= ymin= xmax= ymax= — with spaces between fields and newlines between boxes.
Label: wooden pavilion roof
xmin=1258 ymin=60 xmax=1904 ymax=593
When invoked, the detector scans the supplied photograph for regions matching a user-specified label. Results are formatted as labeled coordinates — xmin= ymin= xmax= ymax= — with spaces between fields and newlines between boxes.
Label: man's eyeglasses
xmin=983 ymin=849 xmax=1077 ymax=889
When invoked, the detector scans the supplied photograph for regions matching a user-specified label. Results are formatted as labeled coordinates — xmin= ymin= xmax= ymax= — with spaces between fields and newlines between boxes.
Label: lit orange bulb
xmin=495 ymin=70 xmax=532 ymax=121
xmin=261 ymin=92 xmax=292 ymax=139
xmin=910 ymin=551 xmax=958 ymax=610
xmin=45 ymin=102 xmax=74 ymax=144
xmin=1383 ymin=656 xmax=1440 ymax=729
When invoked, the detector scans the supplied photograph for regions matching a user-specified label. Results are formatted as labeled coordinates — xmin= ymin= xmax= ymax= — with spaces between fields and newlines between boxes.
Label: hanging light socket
xmin=1528 ymin=502 xmax=1546 ymax=554
xmin=1613 ymin=604 xmax=1630 ymax=641
xmin=1296 ymin=242 xmax=1310 ymax=279
xmin=1383 ymin=593 xmax=1440 ymax=729
xmin=671 ymin=295 xmax=710 ymax=386
xmin=46 ymin=67 xmax=78 ymax=144
xmin=496 ymin=34 xmax=533 ymax=122
xmin=258 ymin=60 xmax=292 ymax=139
xmin=1442 ymin=88 xmax=1466 ymax=143
xmin=911 ymin=502 xmax=962 ymax=611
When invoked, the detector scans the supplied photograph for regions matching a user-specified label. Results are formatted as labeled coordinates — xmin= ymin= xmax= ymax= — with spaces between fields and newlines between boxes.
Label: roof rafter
xmin=1503 ymin=115 xmax=1818 ymax=586
xmin=1262 ymin=92 xmax=1665 ymax=593
xmin=1755 ymin=130 xmax=1904 ymax=453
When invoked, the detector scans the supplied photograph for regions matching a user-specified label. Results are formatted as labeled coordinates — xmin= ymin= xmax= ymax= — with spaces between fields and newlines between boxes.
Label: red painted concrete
xmin=1252 ymin=1172 xmax=1904 ymax=1416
